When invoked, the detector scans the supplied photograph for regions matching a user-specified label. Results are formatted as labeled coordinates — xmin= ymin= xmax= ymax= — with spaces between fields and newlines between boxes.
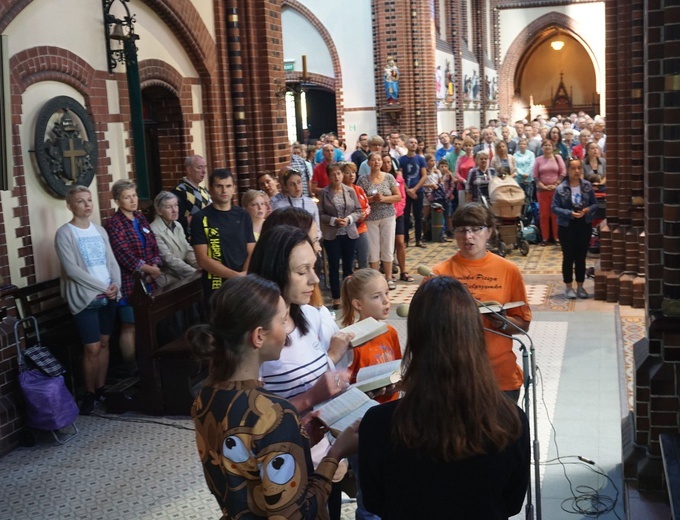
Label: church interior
xmin=0 ymin=0 xmax=678 ymax=518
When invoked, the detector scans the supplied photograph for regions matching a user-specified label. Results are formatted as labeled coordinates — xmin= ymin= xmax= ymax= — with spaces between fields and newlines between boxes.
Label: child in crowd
xmin=439 ymin=158 xmax=456 ymax=239
xmin=340 ymin=267 xmax=402 ymax=520
xmin=422 ymin=154 xmax=441 ymax=224
xmin=340 ymin=268 xmax=402 ymax=403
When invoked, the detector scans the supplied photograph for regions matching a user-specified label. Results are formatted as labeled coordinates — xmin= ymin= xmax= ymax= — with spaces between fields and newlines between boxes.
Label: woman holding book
xmin=359 ymin=276 xmax=530 ymax=519
xmin=248 ymin=225 xmax=354 ymax=518
xmin=190 ymin=275 xmax=358 ymax=519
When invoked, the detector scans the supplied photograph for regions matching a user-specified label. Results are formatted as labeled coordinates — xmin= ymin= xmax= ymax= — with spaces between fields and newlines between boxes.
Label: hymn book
xmin=339 ymin=317 xmax=389 ymax=347
xmin=477 ymin=301 xmax=525 ymax=314
xmin=314 ymin=387 xmax=379 ymax=433
xmin=349 ymin=359 xmax=402 ymax=394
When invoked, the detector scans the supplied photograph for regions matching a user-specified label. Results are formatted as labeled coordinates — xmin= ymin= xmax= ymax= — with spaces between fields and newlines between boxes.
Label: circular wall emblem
xmin=34 ymin=96 xmax=98 ymax=197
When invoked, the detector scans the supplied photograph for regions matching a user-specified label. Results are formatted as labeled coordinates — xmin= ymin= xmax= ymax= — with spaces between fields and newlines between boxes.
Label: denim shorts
xmin=395 ymin=215 xmax=405 ymax=236
xmin=73 ymin=297 xmax=118 ymax=344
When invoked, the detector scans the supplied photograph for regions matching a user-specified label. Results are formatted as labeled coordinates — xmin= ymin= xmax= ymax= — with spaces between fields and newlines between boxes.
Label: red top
xmin=312 ymin=162 xmax=330 ymax=189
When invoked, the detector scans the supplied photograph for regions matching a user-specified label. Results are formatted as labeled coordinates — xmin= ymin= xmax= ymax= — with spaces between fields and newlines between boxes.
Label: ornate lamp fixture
xmin=102 ymin=0 xmax=140 ymax=72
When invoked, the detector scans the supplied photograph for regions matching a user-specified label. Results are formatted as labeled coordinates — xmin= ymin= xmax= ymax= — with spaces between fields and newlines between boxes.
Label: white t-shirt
xmin=68 ymin=223 xmax=111 ymax=286
xmin=571 ymin=185 xmax=583 ymax=208
xmin=260 ymin=305 xmax=335 ymax=399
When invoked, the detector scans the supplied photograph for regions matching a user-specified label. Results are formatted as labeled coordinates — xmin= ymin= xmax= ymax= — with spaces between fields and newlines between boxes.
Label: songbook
xmin=339 ymin=317 xmax=389 ymax=347
xmin=477 ymin=301 xmax=526 ymax=314
xmin=313 ymin=387 xmax=379 ymax=433
xmin=349 ymin=359 xmax=402 ymax=394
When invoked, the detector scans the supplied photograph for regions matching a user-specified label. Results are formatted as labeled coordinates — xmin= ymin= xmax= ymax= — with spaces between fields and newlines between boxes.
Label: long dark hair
xmin=248 ymin=225 xmax=312 ymax=335
xmin=187 ymin=275 xmax=280 ymax=384
xmin=392 ymin=277 xmax=522 ymax=460
xmin=261 ymin=207 xmax=314 ymax=236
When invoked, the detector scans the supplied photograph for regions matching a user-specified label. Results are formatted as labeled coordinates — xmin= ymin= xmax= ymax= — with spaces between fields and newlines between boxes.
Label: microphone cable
xmin=535 ymin=366 xmax=622 ymax=519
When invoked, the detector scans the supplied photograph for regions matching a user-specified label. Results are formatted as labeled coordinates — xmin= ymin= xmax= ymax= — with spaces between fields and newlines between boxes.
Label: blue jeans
xmin=324 ymin=235 xmax=357 ymax=299
xmin=355 ymin=232 xmax=370 ymax=269
xmin=404 ymin=190 xmax=424 ymax=244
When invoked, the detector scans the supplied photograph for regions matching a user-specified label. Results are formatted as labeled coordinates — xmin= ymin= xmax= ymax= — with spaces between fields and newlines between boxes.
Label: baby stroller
xmin=483 ymin=173 xmax=530 ymax=257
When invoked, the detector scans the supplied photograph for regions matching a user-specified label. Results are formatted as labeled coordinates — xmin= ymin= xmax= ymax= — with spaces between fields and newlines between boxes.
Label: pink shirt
xmin=533 ymin=155 xmax=566 ymax=189
xmin=394 ymin=174 xmax=407 ymax=217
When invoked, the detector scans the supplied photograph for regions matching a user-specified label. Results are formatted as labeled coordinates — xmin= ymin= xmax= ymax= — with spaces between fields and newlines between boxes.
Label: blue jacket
xmin=551 ymin=178 xmax=599 ymax=227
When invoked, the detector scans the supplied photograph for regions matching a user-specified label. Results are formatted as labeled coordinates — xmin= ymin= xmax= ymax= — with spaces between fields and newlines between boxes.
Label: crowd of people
xmin=53 ymin=111 xmax=605 ymax=518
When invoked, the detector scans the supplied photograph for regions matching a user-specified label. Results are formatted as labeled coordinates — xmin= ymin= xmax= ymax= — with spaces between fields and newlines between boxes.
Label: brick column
xmin=622 ymin=0 xmax=680 ymax=493
xmin=595 ymin=0 xmax=645 ymax=305
xmin=373 ymin=0 xmax=437 ymax=142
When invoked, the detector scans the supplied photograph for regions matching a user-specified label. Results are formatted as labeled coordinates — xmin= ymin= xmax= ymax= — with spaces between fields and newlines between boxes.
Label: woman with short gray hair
xmin=150 ymin=191 xmax=199 ymax=286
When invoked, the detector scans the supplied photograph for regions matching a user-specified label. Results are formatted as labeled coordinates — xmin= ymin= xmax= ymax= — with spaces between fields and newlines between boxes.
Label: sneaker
xmin=79 ymin=392 xmax=96 ymax=415
xmin=576 ymin=287 xmax=589 ymax=299
xmin=565 ymin=288 xmax=577 ymax=299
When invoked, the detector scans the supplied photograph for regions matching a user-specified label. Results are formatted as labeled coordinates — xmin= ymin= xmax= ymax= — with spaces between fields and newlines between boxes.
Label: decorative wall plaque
xmin=34 ymin=96 xmax=98 ymax=197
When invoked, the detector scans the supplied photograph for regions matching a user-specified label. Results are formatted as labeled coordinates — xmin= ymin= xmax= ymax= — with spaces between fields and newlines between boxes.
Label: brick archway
xmin=281 ymin=0 xmax=345 ymax=138
xmin=498 ymin=12 xmax=602 ymax=116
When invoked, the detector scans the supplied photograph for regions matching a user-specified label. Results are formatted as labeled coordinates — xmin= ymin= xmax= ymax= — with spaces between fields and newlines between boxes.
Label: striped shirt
xmin=260 ymin=305 xmax=334 ymax=399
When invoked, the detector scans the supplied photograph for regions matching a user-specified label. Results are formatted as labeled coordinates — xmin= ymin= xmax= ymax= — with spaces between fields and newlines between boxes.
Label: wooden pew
xmin=14 ymin=279 xmax=80 ymax=393
xmin=114 ymin=271 xmax=206 ymax=416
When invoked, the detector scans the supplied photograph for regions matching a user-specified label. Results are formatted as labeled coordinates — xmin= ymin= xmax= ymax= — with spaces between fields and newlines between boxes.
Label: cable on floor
xmin=92 ymin=412 xmax=195 ymax=431
xmin=536 ymin=365 xmax=622 ymax=519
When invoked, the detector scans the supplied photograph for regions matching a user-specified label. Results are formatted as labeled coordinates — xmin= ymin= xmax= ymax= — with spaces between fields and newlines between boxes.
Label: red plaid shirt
xmin=106 ymin=210 xmax=162 ymax=298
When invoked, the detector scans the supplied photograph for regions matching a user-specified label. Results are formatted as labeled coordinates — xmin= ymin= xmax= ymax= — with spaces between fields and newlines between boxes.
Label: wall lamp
xmin=103 ymin=0 xmax=140 ymax=73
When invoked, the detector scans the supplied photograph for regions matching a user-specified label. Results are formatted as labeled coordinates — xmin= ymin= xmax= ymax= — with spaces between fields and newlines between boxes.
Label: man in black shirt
xmin=191 ymin=169 xmax=255 ymax=303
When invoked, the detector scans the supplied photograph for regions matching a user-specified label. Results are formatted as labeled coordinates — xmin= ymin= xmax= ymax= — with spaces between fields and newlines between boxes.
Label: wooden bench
xmin=660 ymin=433 xmax=680 ymax=519
xmin=107 ymin=271 xmax=206 ymax=416
xmin=14 ymin=278 xmax=80 ymax=393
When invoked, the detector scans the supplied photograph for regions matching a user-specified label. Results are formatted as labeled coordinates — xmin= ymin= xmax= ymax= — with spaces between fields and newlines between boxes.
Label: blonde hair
xmin=65 ymin=185 xmax=91 ymax=205
xmin=339 ymin=268 xmax=384 ymax=327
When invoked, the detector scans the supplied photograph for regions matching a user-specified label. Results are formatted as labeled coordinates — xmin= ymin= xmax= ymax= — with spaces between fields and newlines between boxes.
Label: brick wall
xmin=620 ymin=0 xmax=680 ymax=493
xmin=372 ymin=0 xmax=438 ymax=142
xmin=0 ymin=0 xmax=222 ymax=451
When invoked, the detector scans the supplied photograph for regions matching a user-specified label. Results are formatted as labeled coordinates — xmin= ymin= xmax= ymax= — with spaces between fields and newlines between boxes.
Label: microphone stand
xmin=480 ymin=302 xmax=541 ymax=520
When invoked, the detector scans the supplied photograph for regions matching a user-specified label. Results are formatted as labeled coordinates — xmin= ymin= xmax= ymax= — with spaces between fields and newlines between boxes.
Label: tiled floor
xmin=0 ymin=240 xmax=643 ymax=519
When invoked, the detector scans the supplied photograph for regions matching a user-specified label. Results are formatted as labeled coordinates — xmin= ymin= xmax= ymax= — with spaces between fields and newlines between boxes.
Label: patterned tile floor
xmin=0 ymin=238 xmax=644 ymax=520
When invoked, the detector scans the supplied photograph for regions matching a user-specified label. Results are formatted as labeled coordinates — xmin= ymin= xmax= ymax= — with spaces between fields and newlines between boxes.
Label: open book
xmin=349 ymin=359 xmax=402 ymax=394
xmin=339 ymin=317 xmax=388 ymax=347
xmin=313 ymin=387 xmax=379 ymax=433
xmin=477 ymin=301 xmax=525 ymax=314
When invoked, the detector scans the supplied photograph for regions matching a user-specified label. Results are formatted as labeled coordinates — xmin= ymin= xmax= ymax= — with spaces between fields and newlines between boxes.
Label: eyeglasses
xmin=454 ymin=226 xmax=487 ymax=236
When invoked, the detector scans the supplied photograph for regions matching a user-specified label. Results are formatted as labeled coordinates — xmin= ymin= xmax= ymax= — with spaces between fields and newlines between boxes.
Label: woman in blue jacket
xmin=551 ymin=156 xmax=599 ymax=299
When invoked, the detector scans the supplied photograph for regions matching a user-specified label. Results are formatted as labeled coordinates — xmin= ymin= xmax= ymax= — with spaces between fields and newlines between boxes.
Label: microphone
xmin=416 ymin=265 xmax=433 ymax=277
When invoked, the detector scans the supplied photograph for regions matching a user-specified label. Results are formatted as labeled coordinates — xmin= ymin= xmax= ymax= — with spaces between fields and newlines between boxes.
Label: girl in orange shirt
xmin=340 ymin=268 xmax=402 ymax=403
